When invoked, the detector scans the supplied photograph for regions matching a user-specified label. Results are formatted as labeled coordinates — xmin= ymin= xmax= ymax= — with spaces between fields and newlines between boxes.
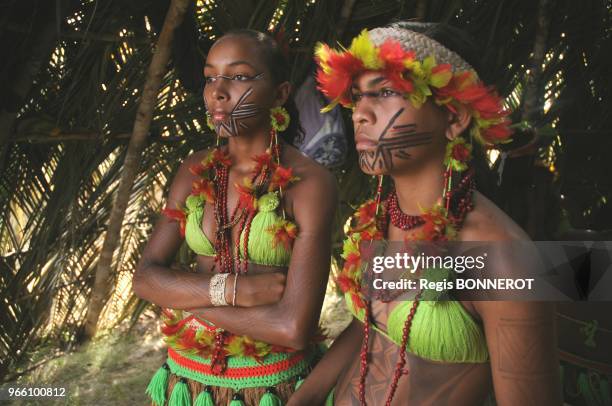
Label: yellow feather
xmin=314 ymin=43 xmax=332 ymax=73
xmin=320 ymin=100 xmax=339 ymax=113
xmin=349 ymin=29 xmax=382 ymax=70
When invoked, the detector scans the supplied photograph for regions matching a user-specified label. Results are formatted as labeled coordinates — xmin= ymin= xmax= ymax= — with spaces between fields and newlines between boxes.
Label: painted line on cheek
xmin=215 ymin=87 xmax=261 ymax=137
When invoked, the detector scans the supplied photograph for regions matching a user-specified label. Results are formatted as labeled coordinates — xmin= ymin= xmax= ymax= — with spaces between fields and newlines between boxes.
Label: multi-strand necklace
xmin=349 ymin=168 xmax=476 ymax=406
xmin=212 ymin=151 xmax=272 ymax=275
xmin=204 ymin=132 xmax=292 ymax=372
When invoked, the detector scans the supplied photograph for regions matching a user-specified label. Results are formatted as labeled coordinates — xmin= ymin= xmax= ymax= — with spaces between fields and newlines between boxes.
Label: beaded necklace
xmin=209 ymin=132 xmax=298 ymax=372
xmin=212 ymin=139 xmax=280 ymax=275
xmin=339 ymin=169 xmax=475 ymax=406
xmin=162 ymin=130 xmax=300 ymax=371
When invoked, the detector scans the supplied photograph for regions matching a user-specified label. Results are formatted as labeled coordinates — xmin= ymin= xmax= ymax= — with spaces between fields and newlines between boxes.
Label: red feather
xmin=483 ymin=120 xmax=513 ymax=143
xmin=191 ymin=178 xmax=215 ymax=202
xmin=161 ymin=207 xmax=186 ymax=237
xmin=189 ymin=163 xmax=207 ymax=177
xmin=235 ymin=181 xmax=257 ymax=212
xmin=252 ymin=152 xmax=274 ymax=175
xmin=269 ymin=165 xmax=297 ymax=191
xmin=212 ymin=149 xmax=232 ymax=167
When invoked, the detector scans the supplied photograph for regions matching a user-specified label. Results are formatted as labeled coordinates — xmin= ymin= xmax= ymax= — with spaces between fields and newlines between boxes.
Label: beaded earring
xmin=442 ymin=137 xmax=472 ymax=211
xmin=205 ymin=111 xmax=220 ymax=147
xmin=269 ymin=106 xmax=290 ymax=219
xmin=270 ymin=106 xmax=290 ymax=132
xmin=374 ymin=175 xmax=384 ymax=215
xmin=206 ymin=111 xmax=215 ymax=131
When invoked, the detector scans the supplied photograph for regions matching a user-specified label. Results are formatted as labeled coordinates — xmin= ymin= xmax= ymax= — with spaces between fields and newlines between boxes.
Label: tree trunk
xmin=523 ymin=0 xmax=552 ymax=238
xmin=82 ymin=0 xmax=190 ymax=341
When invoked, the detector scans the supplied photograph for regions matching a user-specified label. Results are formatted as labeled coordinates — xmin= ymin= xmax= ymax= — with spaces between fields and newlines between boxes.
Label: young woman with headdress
xmin=288 ymin=22 xmax=562 ymax=406
xmin=133 ymin=29 xmax=337 ymax=406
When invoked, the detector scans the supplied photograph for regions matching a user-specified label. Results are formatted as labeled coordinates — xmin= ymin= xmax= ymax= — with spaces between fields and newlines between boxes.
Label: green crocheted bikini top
xmin=345 ymin=282 xmax=489 ymax=364
xmin=184 ymin=191 xmax=293 ymax=267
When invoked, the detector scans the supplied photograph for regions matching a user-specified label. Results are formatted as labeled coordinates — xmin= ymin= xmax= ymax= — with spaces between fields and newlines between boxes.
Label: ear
xmin=445 ymin=104 xmax=472 ymax=141
xmin=273 ymin=81 xmax=291 ymax=107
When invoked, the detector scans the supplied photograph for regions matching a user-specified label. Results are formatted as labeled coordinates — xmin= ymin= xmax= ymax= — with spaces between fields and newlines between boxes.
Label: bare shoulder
xmin=181 ymin=148 xmax=211 ymax=169
xmin=175 ymin=148 xmax=215 ymax=179
xmin=167 ymin=148 xmax=213 ymax=202
xmin=459 ymin=191 xmax=529 ymax=242
xmin=281 ymin=144 xmax=337 ymax=198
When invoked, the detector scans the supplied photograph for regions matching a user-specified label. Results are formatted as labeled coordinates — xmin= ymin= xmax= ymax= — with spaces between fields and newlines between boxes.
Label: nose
xmin=204 ymin=78 xmax=230 ymax=104
xmin=352 ymin=99 xmax=375 ymax=128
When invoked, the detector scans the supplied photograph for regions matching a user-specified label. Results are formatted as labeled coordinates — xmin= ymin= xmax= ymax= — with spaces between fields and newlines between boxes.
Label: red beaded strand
xmin=207 ymin=138 xmax=283 ymax=373
xmin=358 ymin=300 xmax=372 ymax=405
xmin=210 ymin=329 xmax=227 ymax=374
xmin=213 ymin=162 xmax=243 ymax=274
xmin=383 ymin=291 xmax=422 ymax=406
xmin=358 ymin=167 xmax=475 ymax=405
xmin=386 ymin=190 xmax=426 ymax=231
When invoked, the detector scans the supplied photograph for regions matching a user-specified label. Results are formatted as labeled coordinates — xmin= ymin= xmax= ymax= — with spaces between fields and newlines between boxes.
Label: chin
xmin=358 ymin=165 xmax=388 ymax=176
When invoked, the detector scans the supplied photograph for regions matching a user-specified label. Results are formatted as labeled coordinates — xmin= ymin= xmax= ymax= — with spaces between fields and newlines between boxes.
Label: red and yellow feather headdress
xmin=314 ymin=28 xmax=512 ymax=146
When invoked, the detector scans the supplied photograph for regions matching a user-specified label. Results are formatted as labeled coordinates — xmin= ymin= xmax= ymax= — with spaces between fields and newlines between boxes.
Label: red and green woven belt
xmin=166 ymin=347 xmax=312 ymax=389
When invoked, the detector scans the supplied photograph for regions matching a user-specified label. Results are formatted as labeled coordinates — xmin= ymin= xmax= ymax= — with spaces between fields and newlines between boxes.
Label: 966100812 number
xmin=1 ymin=386 xmax=66 ymax=399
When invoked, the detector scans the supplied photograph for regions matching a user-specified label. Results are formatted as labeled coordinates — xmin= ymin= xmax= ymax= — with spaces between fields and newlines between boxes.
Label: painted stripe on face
xmin=358 ymin=108 xmax=433 ymax=172
xmin=214 ymin=87 xmax=262 ymax=137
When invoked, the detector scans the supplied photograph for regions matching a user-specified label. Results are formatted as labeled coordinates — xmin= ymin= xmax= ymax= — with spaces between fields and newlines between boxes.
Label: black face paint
xmin=206 ymin=73 xmax=264 ymax=83
xmin=358 ymin=108 xmax=433 ymax=172
xmin=214 ymin=87 xmax=262 ymax=137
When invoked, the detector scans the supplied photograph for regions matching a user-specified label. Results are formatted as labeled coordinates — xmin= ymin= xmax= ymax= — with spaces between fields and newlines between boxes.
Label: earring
xmin=267 ymin=108 xmax=288 ymax=219
xmin=375 ymin=175 xmax=384 ymax=216
xmin=443 ymin=137 xmax=472 ymax=172
xmin=270 ymin=106 xmax=290 ymax=132
xmin=442 ymin=137 xmax=472 ymax=212
xmin=206 ymin=111 xmax=215 ymax=131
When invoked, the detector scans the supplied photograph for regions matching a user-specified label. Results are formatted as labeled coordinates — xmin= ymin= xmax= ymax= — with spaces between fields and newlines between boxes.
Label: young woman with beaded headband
xmin=133 ymin=29 xmax=337 ymax=406
xmin=288 ymin=22 xmax=562 ymax=405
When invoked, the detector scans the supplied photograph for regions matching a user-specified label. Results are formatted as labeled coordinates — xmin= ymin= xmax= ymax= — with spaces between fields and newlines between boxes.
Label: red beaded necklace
xmin=211 ymin=132 xmax=282 ymax=275
xmin=207 ymin=131 xmax=285 ymax=373
xmin=387 ymin=168 xmax=475 ymax=233
xmin=161 ymin=129 xmax=298 ymax=374
xmin=386 ymin=190 xmax=425 ymax=230
xmin=357 ymin=168 xmax=475 ymax=406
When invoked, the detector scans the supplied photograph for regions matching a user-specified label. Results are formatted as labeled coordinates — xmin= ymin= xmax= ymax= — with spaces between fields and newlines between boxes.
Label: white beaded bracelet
xmin=209 ymin=273 xmax=230 ymax=306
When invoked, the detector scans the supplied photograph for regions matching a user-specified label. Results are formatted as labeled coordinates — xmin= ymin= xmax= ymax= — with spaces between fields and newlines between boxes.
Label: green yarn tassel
xmin=387 ymin=300 xmax=488 ymax=363
xmin=259 ymin=388 xmax=282 ymax=406
xmin=240 ymin=192 xmax=290 ymax=266
xmin=325 ymin=388 xmax=334 ymax=406
xmin=230 ymin=392 xmax=245 ymax=406
xmin=184 ymin=195 xmax=215 ymax=256
xmin=169 ymin=378 xmax=191 ymax=406
xmin=294 ymin=376 xmax=305 ymax=391
xmin=420 ymin=267 xmax=454 ymax=302
xmin=146 ymin=362 xmax=170 ymax=406
xmin=194 ymin=387 xmax=214 ymax=406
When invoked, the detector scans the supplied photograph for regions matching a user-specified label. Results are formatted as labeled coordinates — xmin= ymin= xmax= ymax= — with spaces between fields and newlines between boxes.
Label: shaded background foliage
xmin=0 ymin=0 xmax=610 ymax=382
